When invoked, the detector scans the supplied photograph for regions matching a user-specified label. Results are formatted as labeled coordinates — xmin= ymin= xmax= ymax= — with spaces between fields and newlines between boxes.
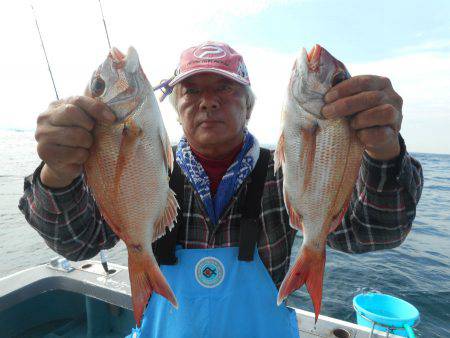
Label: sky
xmin=1 ymin=0 xmax=449 ymax=154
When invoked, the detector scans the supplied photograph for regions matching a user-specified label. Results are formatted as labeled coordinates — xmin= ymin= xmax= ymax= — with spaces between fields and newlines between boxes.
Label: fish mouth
xmin=110 ymin=47 xmax=126 ymax=68
xmin=307 ymin=44 xmax=322 ymax=62
xmin=307 ymin=44 xmax=322 ymax=72
xmin=307 ymin=44 xmax=351 ymax=85
xmin=111 ymin=47 xmax=125 ymax=61
xmin=106 ymin=46 xmax=143 ymax=123
xmin=110 ymin=46 xmax=139 ymax=69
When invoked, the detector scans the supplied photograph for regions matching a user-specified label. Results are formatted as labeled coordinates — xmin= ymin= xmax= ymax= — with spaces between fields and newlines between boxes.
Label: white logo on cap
xmin=237 ymin=61 xmax=248 ymax=79
xmin=194 ymin=45 xmax=227 ymax=59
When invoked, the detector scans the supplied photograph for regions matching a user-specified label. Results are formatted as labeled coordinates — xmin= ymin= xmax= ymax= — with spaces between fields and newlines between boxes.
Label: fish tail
xmin=128 ymin=249 xmax=178 ymax=326
xmin=277 ymin=245 xmax=325 ymax=323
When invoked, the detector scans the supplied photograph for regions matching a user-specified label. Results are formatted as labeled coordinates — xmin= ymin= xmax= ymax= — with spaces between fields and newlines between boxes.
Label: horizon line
xmin=1 ymin=127 xmax=448 ymax=156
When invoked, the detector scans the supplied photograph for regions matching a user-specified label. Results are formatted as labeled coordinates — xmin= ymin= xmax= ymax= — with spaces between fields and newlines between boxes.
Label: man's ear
xmin=246 ymin=108 xmax=252 ymax=120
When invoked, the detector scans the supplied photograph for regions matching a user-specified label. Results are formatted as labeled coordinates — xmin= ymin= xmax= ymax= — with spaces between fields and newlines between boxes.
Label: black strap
xmin=152 ymin=147 xmax=184 ymax=265
xmin=153 ymin=147 xmax=271 ymax=264
xmin=238 ymin=148 xmax=270 ymax=261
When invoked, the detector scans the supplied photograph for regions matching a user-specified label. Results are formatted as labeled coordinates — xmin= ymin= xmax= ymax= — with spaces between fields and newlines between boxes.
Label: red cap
xmin=168 ymin=41 xmax=251 ymax=87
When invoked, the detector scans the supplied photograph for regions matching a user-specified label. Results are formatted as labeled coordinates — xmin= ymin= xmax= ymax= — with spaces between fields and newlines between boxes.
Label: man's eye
xmin=217 ymin=84 xmax=233 ymax=93
xmin=185 ymin=88 xmax=200 ymax=95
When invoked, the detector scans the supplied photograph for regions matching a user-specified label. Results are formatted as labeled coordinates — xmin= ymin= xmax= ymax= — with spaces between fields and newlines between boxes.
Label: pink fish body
xmin=275 ymin=45 xmax=364 ymax=321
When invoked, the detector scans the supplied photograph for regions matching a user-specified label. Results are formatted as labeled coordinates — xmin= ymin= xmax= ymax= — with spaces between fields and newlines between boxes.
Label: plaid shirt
xmin=19 ymin=136 xmax=423 ymax=287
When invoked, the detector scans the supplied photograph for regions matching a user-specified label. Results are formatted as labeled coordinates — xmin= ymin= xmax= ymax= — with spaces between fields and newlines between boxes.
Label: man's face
xmin=177 ymin=73 xmax=249 ymax=150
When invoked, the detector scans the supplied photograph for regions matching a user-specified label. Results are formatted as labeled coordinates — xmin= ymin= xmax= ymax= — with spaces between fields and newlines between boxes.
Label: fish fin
xmin=328 ymin=196 xmax=351 ymax=234
xmin=300 ymin=123 xmax=318 ymax=191
xmin=274 ymin=132 xmax=285 ymax=173
xmin=152 ymin=188 xmax=179 ymax=241
xmin=128 ymin=249 xmax=178 ymax=327
xmin=114 ymin=120 xmax=142 ymax=197
xmin=99 ymin=207 xmax=124 ymax=238
xmin=84 ymin=171 xmax=125 ymax=237
xmin=284 ymin=190 xmax=303 ymax=231
xmin=159 ymin=126 xmax=174 ymax=173
xmin=277 ymin=245 xmax=325 ymax=323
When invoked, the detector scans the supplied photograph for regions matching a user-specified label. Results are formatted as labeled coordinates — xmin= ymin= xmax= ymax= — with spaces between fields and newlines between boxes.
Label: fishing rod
xmin=96 ymin=0 xmax=111 ymax=275
xmin=96 ymin=0 xmax=170 ymax=100
xmin=97 ymin=0 xmax=111 ymax=50
xmin=32 ymin=1 xmax=112 ymax=275
xmin=30 ymin=3 xmax=59 ymax=100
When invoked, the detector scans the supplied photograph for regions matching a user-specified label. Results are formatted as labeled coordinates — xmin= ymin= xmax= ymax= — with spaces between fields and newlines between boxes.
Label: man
xmin=19 ymin=41 xmax=423 ymax=338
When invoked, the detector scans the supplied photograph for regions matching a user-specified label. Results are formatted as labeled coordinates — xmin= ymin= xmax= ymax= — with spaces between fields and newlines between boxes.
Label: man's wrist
xmin=40 ymin=164 xmax=76 ymax=189
xmin=361 ymin=134 xmax=407 ymax=192
xmin=365 ymin=138 xmax=401 ymax=161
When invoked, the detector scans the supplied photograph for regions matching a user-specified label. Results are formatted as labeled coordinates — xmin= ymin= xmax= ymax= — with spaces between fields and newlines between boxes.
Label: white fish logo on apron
xmin=195 ymin=257 xmax=225 ymax=288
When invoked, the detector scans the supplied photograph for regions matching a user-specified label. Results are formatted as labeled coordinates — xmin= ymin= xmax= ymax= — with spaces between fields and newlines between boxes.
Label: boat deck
xmin=0 ymin=259 xmax=399 ymax=338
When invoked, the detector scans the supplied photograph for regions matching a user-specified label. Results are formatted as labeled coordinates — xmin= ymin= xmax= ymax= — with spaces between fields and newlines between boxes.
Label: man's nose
xmin=199 ymin=91 xmax=220 ymax=111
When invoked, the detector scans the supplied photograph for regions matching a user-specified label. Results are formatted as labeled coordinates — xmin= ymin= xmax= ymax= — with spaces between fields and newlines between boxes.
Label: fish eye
xmin=331 ymin=72 xmax=348 ymax=87
xmin=91 ymin=77 xmax=106 ymax=97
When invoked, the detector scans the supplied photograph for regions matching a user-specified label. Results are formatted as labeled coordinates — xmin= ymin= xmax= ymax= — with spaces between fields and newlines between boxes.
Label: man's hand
xmin=35 ymin=96 xmax=116 ymax=188
xmin=321 ymin=75 xmax=403 ymax=161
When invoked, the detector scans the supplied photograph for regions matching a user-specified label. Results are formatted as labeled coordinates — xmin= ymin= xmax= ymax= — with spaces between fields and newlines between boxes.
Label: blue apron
xmin=127 ymin=246 xmax=299 ymax=338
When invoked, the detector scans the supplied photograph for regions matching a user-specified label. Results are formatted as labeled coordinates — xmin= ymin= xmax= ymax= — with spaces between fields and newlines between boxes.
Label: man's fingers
xmin=356 ymin=126 xmax=396 ymax=150
xmin=322 ymin=90 xmax=385 ymax=118
xmin=35 ymin=95 xmax=114 ymax=187
xmin=324 ymin=75 xmax=392 ymax=103
xmin=36 ymin=125 xmax=94 ymax=149
xmin=50 ymin=103 xmax=96 ymax=131
xmin=66 ymin=96 xmax=116 ymax=123
xmin=350 ymin=104 xmax=401 ymax=131
xmin=37 ymin=143 xmax=90 ymax=166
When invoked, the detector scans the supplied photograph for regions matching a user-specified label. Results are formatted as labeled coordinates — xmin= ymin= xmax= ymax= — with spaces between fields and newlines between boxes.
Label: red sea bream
xmin=275 ymin=44 xmax=364 ymax=321
xmin=84 ymin=46 xmax=178 ymax=326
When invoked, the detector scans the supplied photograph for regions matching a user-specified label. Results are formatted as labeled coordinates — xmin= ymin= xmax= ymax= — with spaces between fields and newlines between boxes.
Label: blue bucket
xmin=353 ymin=293 xmax=419 ymax=337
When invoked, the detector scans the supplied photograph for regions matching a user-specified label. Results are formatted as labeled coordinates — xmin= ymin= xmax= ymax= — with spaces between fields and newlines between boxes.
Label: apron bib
xmin=127 ymin=246 xmax=299 ymax=338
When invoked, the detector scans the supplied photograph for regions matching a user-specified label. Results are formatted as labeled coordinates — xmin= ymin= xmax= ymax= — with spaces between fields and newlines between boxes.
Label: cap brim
xmin=168 ymin=68 xmax=250 ymax=87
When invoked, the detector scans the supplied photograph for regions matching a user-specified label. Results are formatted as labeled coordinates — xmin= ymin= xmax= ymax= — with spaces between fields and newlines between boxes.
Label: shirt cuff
xmin=27 ymin=161 xmax=85 ymax=214
xmin=360 ymin=134 xmax=407 ymax=193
